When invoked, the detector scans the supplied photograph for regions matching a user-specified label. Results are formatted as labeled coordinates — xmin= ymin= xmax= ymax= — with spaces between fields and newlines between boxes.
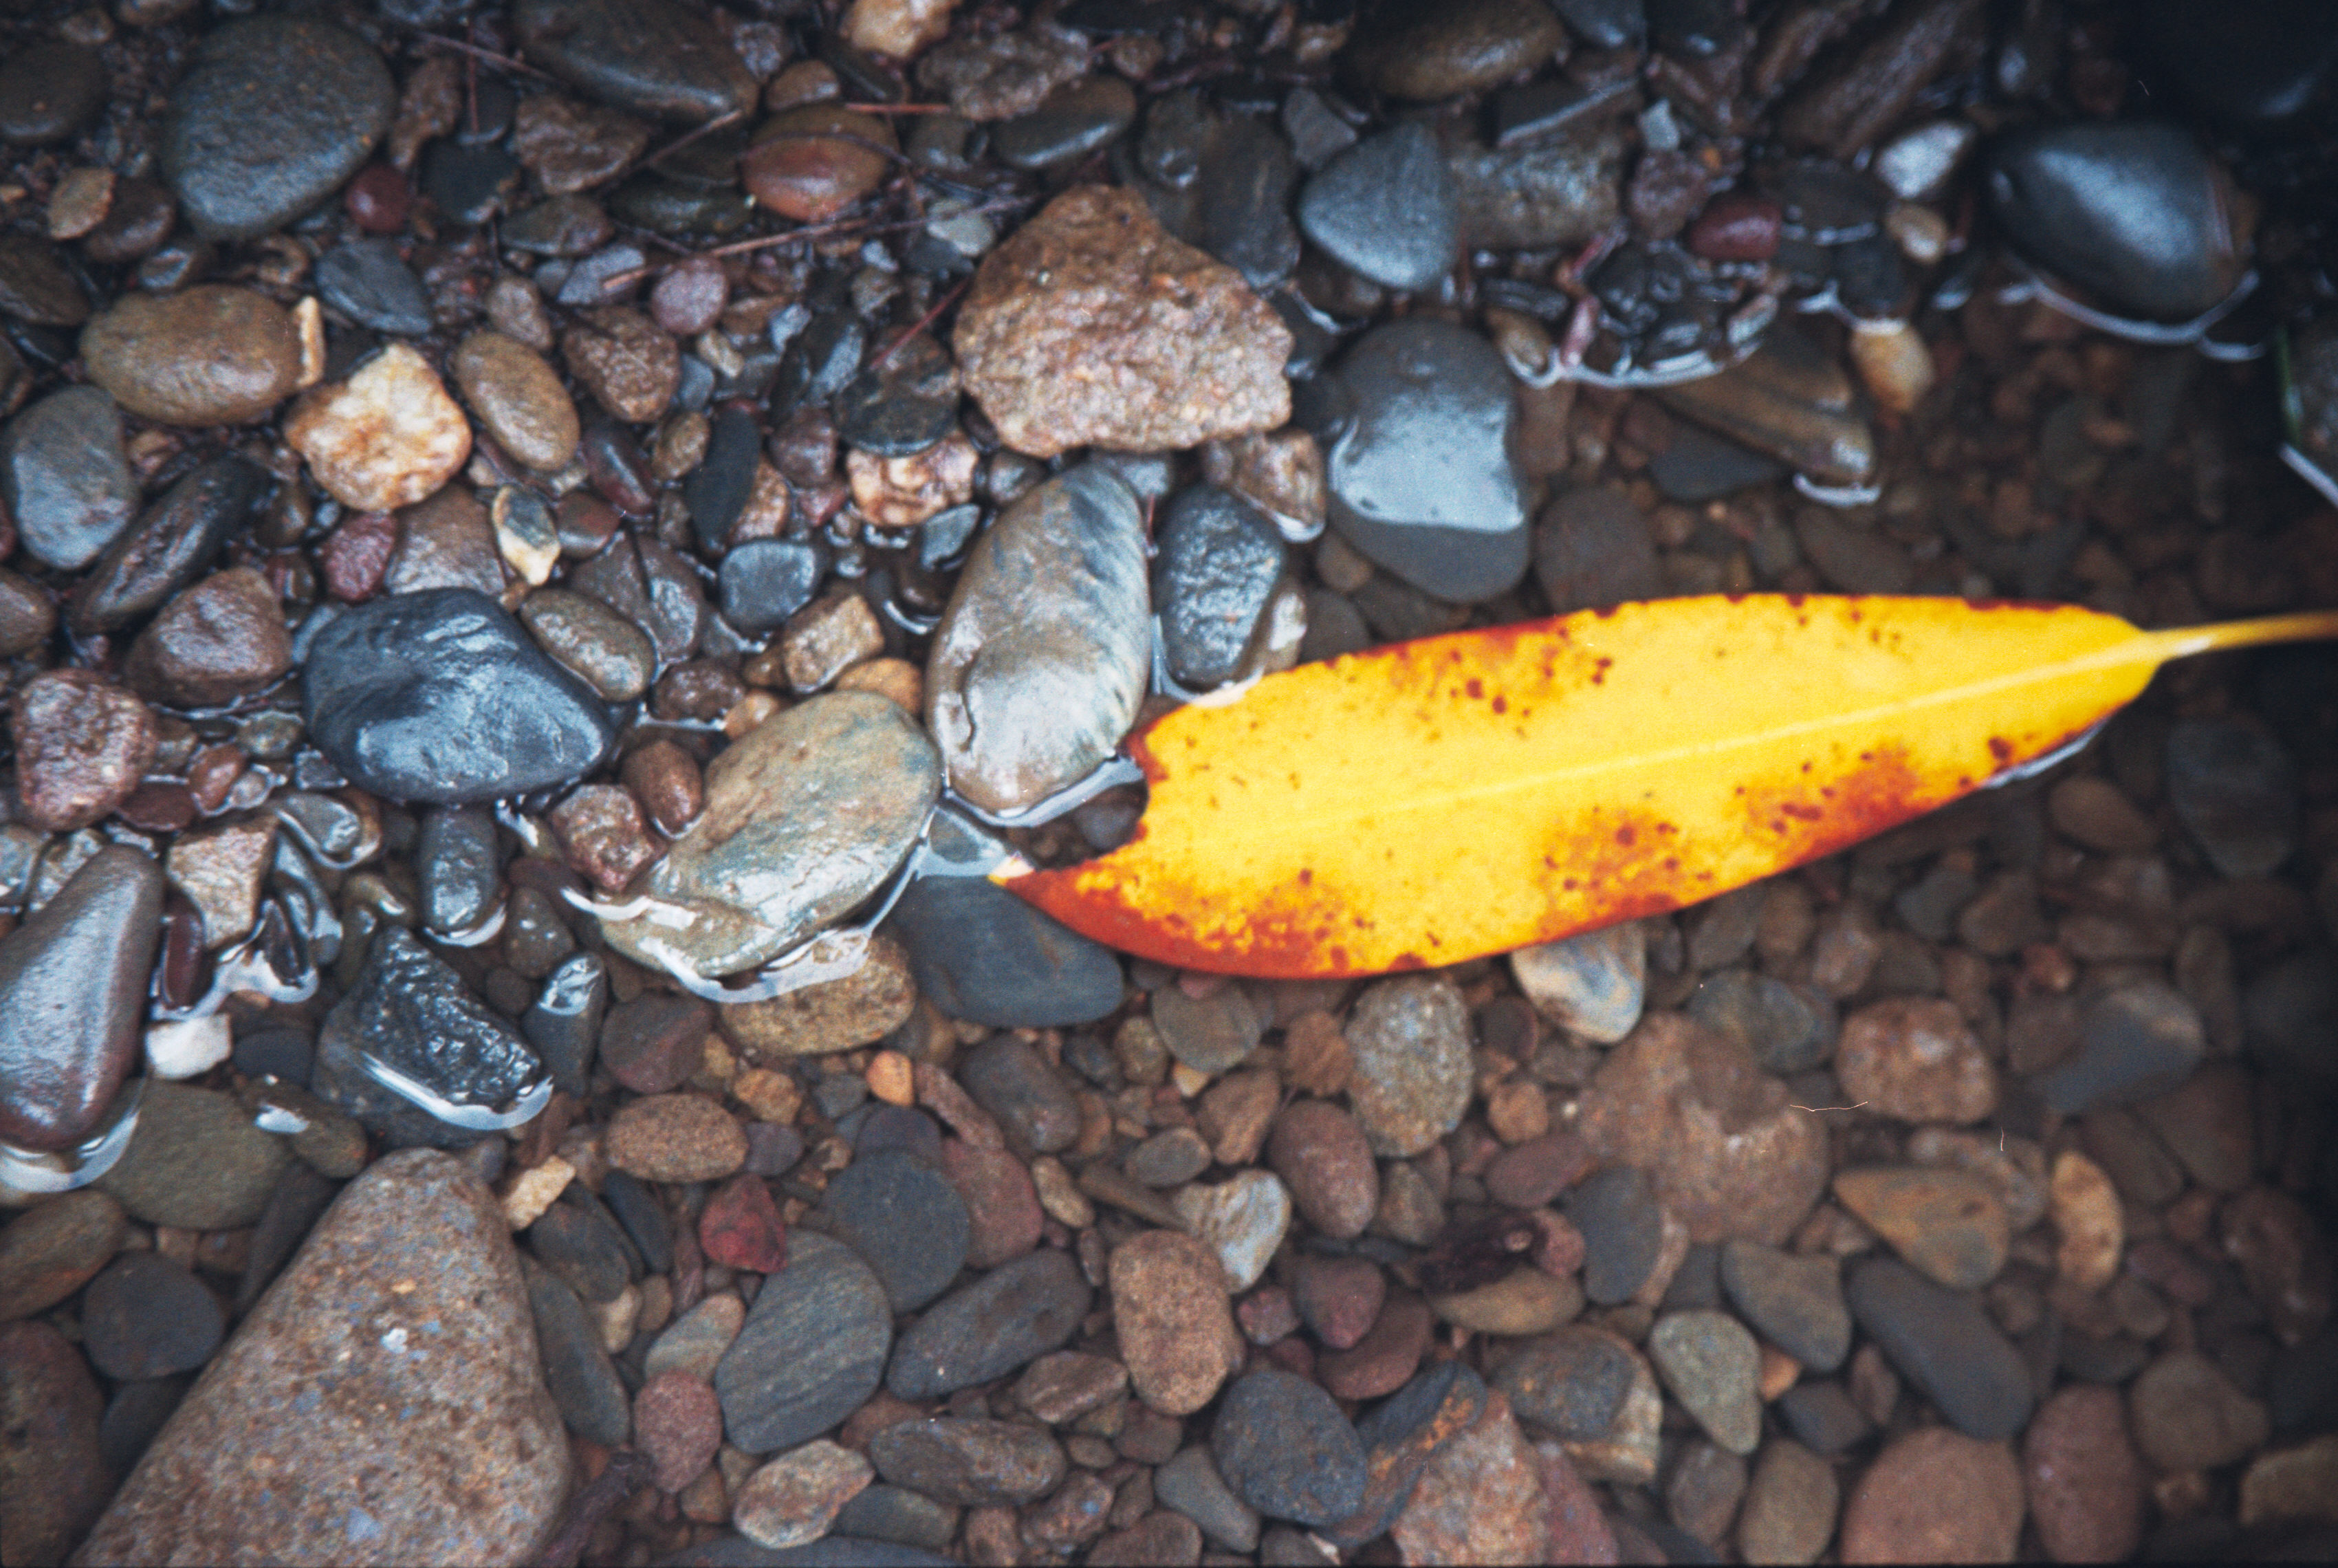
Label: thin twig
xmin=873 ymin=275 xmax=971 ymax=369
xmin=641 ymin=107 xmax=745 ymax=170
xmin=412 ymin=32 xmax=556 ymax=80
xmin=1790 ymin=1102 xmax=1870 ymax=1113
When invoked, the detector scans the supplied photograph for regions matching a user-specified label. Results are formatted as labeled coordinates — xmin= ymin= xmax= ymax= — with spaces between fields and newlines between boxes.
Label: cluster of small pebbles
xmin=0 ymin=0 xmax=2334 ymax=1564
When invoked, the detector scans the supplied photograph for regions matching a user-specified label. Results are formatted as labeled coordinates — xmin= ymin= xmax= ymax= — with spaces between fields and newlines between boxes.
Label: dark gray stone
xmin=97 ymin=1082 xmax=292 ymax=1231
xmin=514 ymin=0 xmax=758 ymax=124
xmin=0 ymin=42 xmax=107 ymax=146
xmin=1155 ymin=484 xmax=1287 ymax=690
xmin=1844 ymin=1256 xmax=2033 ymax=1441
xmin=1492 ymin=1326 xmax=1637 ymax=1439
xmin=2166 ymin=719 xmax=2299 ymax=878
xmin=525 ymin=1259 xmax=631 ymax=1445
xmin=827 ymin=1486 xmax=959 ymax=1554
xmin=2031 ymin=981 xmax=2207 ymax=1114
xmin=1296 ymin=123 xmax=1457 ymax=292
xmin=0 ymin=845 xmax=164 ymax=1153
xmin=1155 ymin=1446 xmax=1260 ymax=1554
xmin=886 ymin=831 xmax=1123 ymax=1030
xmin=885 ymin=1247 xmax=1091 ymax=1400
xmin=529 ymin=1189 xmax=638 ymax=1305
xmin=1689 ymin=971 xmax=1837 ymax=1076
xmin=302 ymin=587 xmax=615 ymax=805
xmin=1986 ymin=120 xmax=2249 ymax=322
xmin=1135 ymin=95 xmax=1300 ymax=290
xmin=310 ymin=926 xmax=545 ymax=1149
xmin=813 ymin=1149 xmax=970 ymax=1312
xmin=993 ymin=77 xmax=1137 ymax=173
xmin=161 ymin=18 xmax=395 ymax=241
xmin=715 ymin=1231 xmax=892 ymax=1452
xmin=686 ymin=406 xmax=761 ymax=554
xmin=1566 ymin=1166 xmax=1665 ymax=1305
xmin=1775 ymin=1379 xmax=1873 ymax=1455
xmin=1 ymin=385 xmax=137 ymax=573
xmin=315 ymin=239 xmax=435 ymax=336
xmin=523 ymin=953 xmax=608 ymax=1099
xmin=1313 ymin=319 xmax=1528 ymax=602
xmin=69 ymin=457 xmax=270 ymax=635
xmin=719 ymin=539 xmax=827 ymax=636
xmin=1211 ymin=1368 xmax=1368 ymax=1527
xmin=1718 ymin=1239 xmax=1849 ymax=1372
xmin=600 ymin=1169 xmax=673 ymax=1275
xmin=416 ymin=805 xmax=503 ymax=939
xmin=80 ymin=1252 xmax=222 ymax=1381
xmin=1532 ymin=484 xmax=1660 ymax=614
xmin=957 ymin=1036 xmax=1082 ymax=1154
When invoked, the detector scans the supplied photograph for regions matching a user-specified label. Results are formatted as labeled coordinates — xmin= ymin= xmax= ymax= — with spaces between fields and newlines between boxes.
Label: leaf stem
xmin=2144 ymin=608 xmax=2338 ymax=663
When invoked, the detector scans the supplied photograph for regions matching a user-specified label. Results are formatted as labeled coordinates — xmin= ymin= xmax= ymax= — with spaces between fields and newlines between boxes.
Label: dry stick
xmin=533 ymin=1449 xmax=656 ymax=1568
xmin=873 ymin=274 xmax=972 ymax=369
xmin=597 ymin=195 xmax=1034 ymax=289
xmin=412 ymin=31 xmax=556 ymax=80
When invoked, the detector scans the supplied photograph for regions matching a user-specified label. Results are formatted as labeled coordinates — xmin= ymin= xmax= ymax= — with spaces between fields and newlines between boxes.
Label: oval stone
xmin=926 ymin=464 xmax=1149 ymax=815
xmin=302 ymin=587 xmax=615 ymax=805
xmin=600 ymin=692 xmax=939 ymax=981
xmin=85 ymin=283 xmax=301 ymax=425
xmin=452 ymin=331 xmax=582 ymax=473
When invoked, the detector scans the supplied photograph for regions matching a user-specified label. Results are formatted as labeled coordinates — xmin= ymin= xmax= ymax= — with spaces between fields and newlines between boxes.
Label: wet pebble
xmin=1312 ymin=318 xmax=1529 ymax=602
xmin=1347 ymin=0 xmax=1566 ymax=100
xmin=1833 ymin=1164 xmax=2010 ymax=1290
xmin=1153 ymin=484 xmax=1288 ymax=693
xmin=80 ymin=1250 xmax=223 ymax=1381
xmin=71 ymin=457 xmax=268 ymax=635
xmin=607 ymin=1093 xmax=747 ymax=1184
xmin=926 ymin=464 xmax=1148 ymax=816
xmin=2129 ymin=1348 xmax=2270 ymax=1471
xmin=513 ymin=0 xmax=757 ymax=124
xmin=886 ymin=1245 xmax=1089 ymax=1400
xmin=10 ymin=668 xmax=155 ymax=834
xmin=454 ymin=331 xmax=582 ymax=474
xmin=1648 ymin=1309 xmax=1760 ymax=1455
xmin=0 ymin=1190 xmax=124 ymax=1320
xmin=304 ymin=587 xmax=615 ymax=805
xmin=717 ymin=1231 xmax=893 ymax=1452
xmin=81 ymin=288 xmax=303 ymax=429
xmin=122 ymin=567 xmax=291 ymax=708
xmin=1297 ymin=123 xmax=1456 ymax=293
xmin=286 ymin=344 xmax=472 ymax=512
xmin=160 ymin=17 xmax=393 ymax=241
xmin=2 ymin=384 xmax=137 ymax=571
xmin=0 ymin=846 xmax=163 ymax=1154
xmin=563 ymin=307 xmax=682 ymax=424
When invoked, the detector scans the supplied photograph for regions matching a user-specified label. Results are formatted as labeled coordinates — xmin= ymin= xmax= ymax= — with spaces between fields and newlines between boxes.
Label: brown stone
xmin=780 ymin=594 xmax=885 ymax=693
xmin=562 ymin=307 xmax=681 ymax=424
xmin=953 ymin=186 xmax=1291 ymax=459
xmin=1832 ymin=1166 xmax=2009 ymax=1291
xmin=1839 ymin=1427 xmax=2022 ymax=1564
xmin=1835 ymin=997 xmax=1998 ymax=1124
xmin=452 ymin=331 xmax=581 ymax=473
xmin=122 ymin=567 xmax=292 ymax=708
xmin=512 ymin=94 xmax=652 ymax=195
xmin=549 ymin=783 xmax=663 ymax=893
xmin=621 ymin=740 xmax=704 ymax=836
xmin=634 ymin=1371 xmax=723 ymax=1494
xmin=742 ymin=106 xmax=897 ymax=223
xmin=1392 ymin=1391 xmax=1550 ymax=1565
xmin=0 ymin=1320 xmax=107 ymax=1567
xmin=716 ymin=935 xmax=917 ymax=1057
xmin=387 ymin=486 xmax=503 ymax=596
xmin=10 ymin=667 xmax=155 ymax=833
xmin=80 ymin=285 xmax=301 ymax=426
xmin=76 ymin=1151 xmax=569 ymax=1567
xmin=0 ymin=1191 xmax=124 ymax=1322
xmin=606 ymin=1093 xmax=749 ymax=1184
xmin=1109 ymin=1230 xmax=1242 ymax=1417
xmin=939 ymin=1140 xmax=1042 ymax=1269
xmin=1267 ymin=1098 xmax=1378 ymax=1240
xmin=165 ymin=816 xmax=280 ymax=949
xmin=1574 ymin=1014 xmax=1829 ymax=1246
xmin=2023 ymin=1384 xmax=2145 ymax=1563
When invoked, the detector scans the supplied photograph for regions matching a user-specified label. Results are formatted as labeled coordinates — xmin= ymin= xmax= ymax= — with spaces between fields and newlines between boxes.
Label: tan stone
xmin=1833 ymin=1166 xmax=2010 ymax=1290
xmin=285 ymin=344 xmax=472 ymax=510
xmin=2050 ymin=1149 xmax=2123 ymax=1292
xmin=165 ymin=816 xmax=280 ymax=949
xmin=842 ymin=0 xmax=956 ymax=59
xmin=844 ymin=431 xmax=978 ymax=527
xmin=717 ymin=935 xmax=917 ymax=1058
xmin=452 ymin=331 xmax=580 ymax=472
xmin=1108 ymin=1230 xmax=1242 ymax=1416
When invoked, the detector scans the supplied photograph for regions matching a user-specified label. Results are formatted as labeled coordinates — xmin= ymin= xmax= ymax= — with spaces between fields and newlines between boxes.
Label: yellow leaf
xmin=1003 ymin=596 xmax=2338 ymax=978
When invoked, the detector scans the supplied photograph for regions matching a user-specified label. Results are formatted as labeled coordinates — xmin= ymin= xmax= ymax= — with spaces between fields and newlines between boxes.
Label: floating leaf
xmin=1003 ymin=596 xmax=2338 ymax=978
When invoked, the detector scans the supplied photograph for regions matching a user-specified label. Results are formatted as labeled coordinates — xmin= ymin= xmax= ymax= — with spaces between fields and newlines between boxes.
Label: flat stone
xmin=600 ymin=693 xmax=936 ymax=982
xmin=868 ymin=1417 xmax=1066 ymax=1506
xmin=717 ymin=937 xmax=919 ymax=1058
xmin=2031 ymin=981 xmax=2207 ymax=1113
xmin=82 ymin=1250 xmax=225 ymax=1381
xmin=1267 ymin=1099 xmax=1378 ymax=1240
xmin=734 ymin=1439 xmax=873 ymax=1550
xmin=1212 ymin=1368 xmax=1368 ymax=1527
xmin=1175 ymin=1172 xmax=1292 ymax=1294
xmin=1389 ymin=1391 xmax=1549 ymax=1564
xmin=161 ymin=17 xmax=395 ymax=241
xmin=0 ymin=845 xmax=162 ymax=1154
xmin=926 ymin=464 xmax=1149 ymax=816
xmin=646 ymin=1292 xmax=745 ymax=1383
xmin=0 ymin=1321 xmax=107 ymax=1567
xmin=886 ymin=1245 xmax=1089 ymax=1400
xmin=1833 ymin=1165 xmax=2010 ymax=1290
xmin=71 ymin=457 xmax=270 ymax=635
xmin=2129 ymin=1349 xmax=2270 ymax=1471
xmin=1313 ymin=318 xmax=1529 ymax=603
xmin=303 ymin=587 xmax=615 ymax=805
xmin=716 ymin=1232 xmax=893 ymax=1452
xmin=513 ymin=0 xmax=758 ymax=124
xmin=1153 ymin=484 xmax=1288 ymax=693
xmin=1448 ymin=124 xmax=1626 ymax=252
xmin=1844 ymin=1256 xmax=2032 ymax=1441
xmin=1647 ymin=1309 xmax=1760 ymax=1455
xmin=0 ymin=1190 xmax=124 ymax=1321
xmin=1 ymin=384 xmax=136 ymax=571
xmin=1155 ymin=1444 xmax=1262 ymax=1553
xmin=1297 ymin=123 xmax=1456 ymax=292
xmin=1718 ymin=1239 xmax=1850 ymax=1373
xmin=98 ymin=1080 xmax=290 ymax=1229
xmin=813 ymin=1149 xmax=969 ymax=1311
xmin=77 ymin=1151 xmax=568 ymax=1566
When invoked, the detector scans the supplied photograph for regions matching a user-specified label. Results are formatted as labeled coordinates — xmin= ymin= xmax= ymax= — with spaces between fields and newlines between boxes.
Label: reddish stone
xmin=1537 ymin=1441 xmax=1621 ymax=1565
xmin=1237 ymin=1284 xmax=1302 ymax=1345
xmin=345 ymin=164 xmax=412 ymax=235
xmin=633 ymin=1371 xmax=723 ymax=1494
xmin=1529 ymin=1209 xmax=1588 ymax=1278
xmin=1317 ymin=1292 xmax=1432 ymax=1400
xmin=318 ymin=509 xmax=402 ymax=602
xmin=549 ymin=783 xmax=662 ymax=893
xmin=185 ymin=743 xmax=245 ymax=814
xmin=650 ymin=258 xmax=728 ymax=338
xmin=699 ymin=1173 xmax=787 ymax=1274
xmin=0 ymin=1320 xmax=109 ymax=1567
xmin=2024 ymin=1384 xmax=2145 ymax=1563
xmin=1687 ymin=192 xmax=1784 ymax=263
xmin=116 ymin=780 xmax=197 ymax=833
xmin=938 ymin=1138 xmax=1042 ymax=1268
